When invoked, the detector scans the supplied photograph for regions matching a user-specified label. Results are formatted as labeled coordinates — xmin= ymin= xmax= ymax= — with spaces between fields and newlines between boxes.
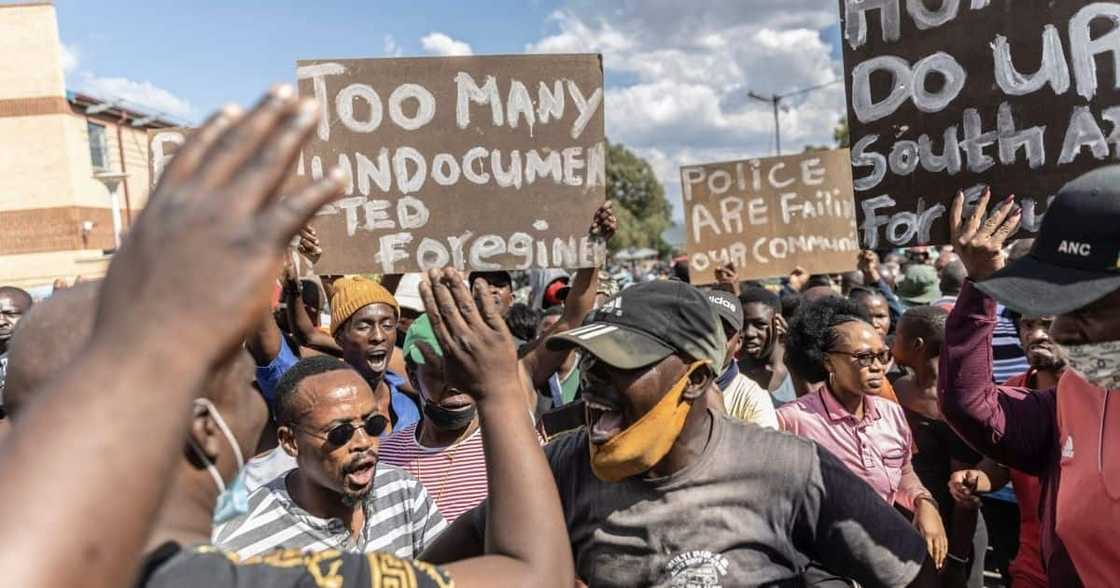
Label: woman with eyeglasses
xmin=777 ymin=297 xmax=949 ymax=582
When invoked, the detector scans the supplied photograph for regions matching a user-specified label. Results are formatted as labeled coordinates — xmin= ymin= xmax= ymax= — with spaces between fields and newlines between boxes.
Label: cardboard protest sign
xmin=296 ymin=54 xmax=607 ymax=274
xmin=840 ymin=1 xmax=1120 ymax=248
xmin=681 ymin=149 xmax=859 ymax=284
xmin=147 ymin=128 xmax=188 ymax=188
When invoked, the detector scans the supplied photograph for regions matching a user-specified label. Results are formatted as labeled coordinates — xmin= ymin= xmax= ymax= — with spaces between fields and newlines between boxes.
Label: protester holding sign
xmin=0 ymin=86 xmax=579 ymax=588
xmin=941 ymin=171 xmax=1120 ymax=587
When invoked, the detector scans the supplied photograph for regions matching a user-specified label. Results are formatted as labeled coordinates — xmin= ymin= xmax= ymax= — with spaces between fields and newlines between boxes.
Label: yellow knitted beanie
xmin=330 ymin=277 xmax=399 ymax=335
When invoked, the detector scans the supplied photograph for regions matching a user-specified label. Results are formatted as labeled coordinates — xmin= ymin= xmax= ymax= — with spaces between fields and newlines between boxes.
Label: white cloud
xmin=527 ymin=4 xmax=846 ymax=221
xmin=420 ymin=33 xmax=473 ymax=56
xmin=60 ymin=43 xmax=79 ymax=74
xmin=76 ymin=72 xmax=194 ymax=119
xmin=383 ymin=34 xmax=403 ymax=57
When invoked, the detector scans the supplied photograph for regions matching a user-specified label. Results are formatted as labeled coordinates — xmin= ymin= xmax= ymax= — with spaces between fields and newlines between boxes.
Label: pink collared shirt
xmin=777 ymin=387 xmax=932 ymax=512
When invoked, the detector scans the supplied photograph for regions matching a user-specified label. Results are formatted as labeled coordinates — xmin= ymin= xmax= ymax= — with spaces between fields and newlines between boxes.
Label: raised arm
xmin=858 ymin=250 xmax=904 ymax=323
xmin=420 ymin=268 xmax=574 ymax=588
xmin=282 ymin=258 xmax=342 ymax=356
xmin=938 ymin=190 xmax=1057 ymax=474
xmin=0 ymin=87 xmax=344 ymax=588
xmin=521 ymin=202 xmax=616 ymax=389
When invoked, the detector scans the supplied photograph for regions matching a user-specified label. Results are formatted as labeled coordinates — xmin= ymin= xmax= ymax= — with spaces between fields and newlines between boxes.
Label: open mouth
xmin=1028 ymin=342 xmax=1054 ymax=354
xmin=366 ymin=349 xmax=389 ymax=371
xmin=585 ymin=397 xmax=625 ymax=445
xmin=344 ymin=457 xmax=377 ymax=490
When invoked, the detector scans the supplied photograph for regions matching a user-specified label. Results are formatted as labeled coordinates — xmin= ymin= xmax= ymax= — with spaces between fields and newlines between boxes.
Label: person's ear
xmin=277 ymin=425 xmax=299 ymax=459
xmin=189 ymin=410 xmax=221 ymax=462
xmin=822 ymin=354 xmax=839 ymax=379
xmin=682 ymin=365 xmax=713 ymax=401
xmin=913 ymin=336 xmax=926 ymax=352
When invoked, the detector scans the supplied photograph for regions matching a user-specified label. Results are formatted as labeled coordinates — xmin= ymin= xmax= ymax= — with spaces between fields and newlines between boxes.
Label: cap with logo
xmin=704 ymin=289 xmax=743 ymax=334
xmin=546 ymin=280 xmax=726 ymax=372
xmin=977 ymin=165 xmax=1120 ymax=316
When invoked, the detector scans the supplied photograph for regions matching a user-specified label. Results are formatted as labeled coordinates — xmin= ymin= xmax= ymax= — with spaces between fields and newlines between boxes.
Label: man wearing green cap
xmin=895 ymin=264 xmax=943 ymax=307
xmin=422 ymin=279 xmax=938 ymax=587
xmin=380 ymin=204 xmax=616 ymax=523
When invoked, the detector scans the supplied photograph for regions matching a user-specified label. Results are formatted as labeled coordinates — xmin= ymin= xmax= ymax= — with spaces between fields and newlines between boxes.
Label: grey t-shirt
xmin=473 ymin=409 xmax=926 ymax=587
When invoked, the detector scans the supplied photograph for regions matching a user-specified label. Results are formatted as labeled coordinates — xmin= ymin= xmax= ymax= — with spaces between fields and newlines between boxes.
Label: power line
xmin=747 ymin=78 xmax=842 ymax=156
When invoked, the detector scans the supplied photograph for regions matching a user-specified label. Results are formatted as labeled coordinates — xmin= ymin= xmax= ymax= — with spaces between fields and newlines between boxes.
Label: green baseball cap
xmin=895 ymin=264 xmax=942 ymax=305
xmin=402 ymin=313 xmax=442 ymax=365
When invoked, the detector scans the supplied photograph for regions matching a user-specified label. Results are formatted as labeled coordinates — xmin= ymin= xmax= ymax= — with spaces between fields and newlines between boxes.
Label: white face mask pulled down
xmin=1062 ymin=340 xmax=1120 ymax=390
xmin=187 ymin=398 xmax=248 ymax=524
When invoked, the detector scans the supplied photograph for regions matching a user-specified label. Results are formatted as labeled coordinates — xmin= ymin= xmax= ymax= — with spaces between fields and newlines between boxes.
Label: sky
xmin=49 ymin=0 xmax=847 ymax=222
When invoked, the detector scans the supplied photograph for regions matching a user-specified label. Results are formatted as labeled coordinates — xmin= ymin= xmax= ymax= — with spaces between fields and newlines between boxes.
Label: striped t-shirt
xmin=379 ymin=423 xmax=489 ymax=523
xmin=212 ymin=464 xmax=446 ymax=560
xmin=992 ymin=304 xmax=1030 ymax=384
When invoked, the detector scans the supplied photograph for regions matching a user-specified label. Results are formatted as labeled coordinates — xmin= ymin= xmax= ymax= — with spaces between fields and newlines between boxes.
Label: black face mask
xmin=423 ymin=402 xmax=477 ymax=431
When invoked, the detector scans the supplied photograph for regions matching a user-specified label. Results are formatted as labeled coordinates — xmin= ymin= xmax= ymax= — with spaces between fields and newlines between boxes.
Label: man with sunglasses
xmin=214 ymin=355 xmax=445 ymax=559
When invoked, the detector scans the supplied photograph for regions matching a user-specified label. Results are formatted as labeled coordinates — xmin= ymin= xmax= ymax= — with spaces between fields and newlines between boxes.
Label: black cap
xmin=546 ymin=280 xmax=726 ymax=371
xmin=977 ymin=166 xmax=1120 ymax=316
xmin=468 ymin=271 xmax=512 ymax=288
xmin=704 ymin=289 xmax=743 ymax=334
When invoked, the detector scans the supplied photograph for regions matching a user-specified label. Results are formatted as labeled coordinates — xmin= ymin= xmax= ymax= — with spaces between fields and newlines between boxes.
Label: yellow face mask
xmin=589 ymin=360 xmax=708 ymax=482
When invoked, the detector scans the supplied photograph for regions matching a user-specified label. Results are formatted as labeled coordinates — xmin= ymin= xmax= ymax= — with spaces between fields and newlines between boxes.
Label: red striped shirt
xmin=379 ymin=423 xmax=490 ymax=523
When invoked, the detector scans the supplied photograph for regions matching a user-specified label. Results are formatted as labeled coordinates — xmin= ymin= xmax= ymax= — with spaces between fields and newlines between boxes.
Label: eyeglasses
xmin=301 ymin=414 xmax=389 ymax=446
xmin=830 ymin=349 xmax=891 ymax=368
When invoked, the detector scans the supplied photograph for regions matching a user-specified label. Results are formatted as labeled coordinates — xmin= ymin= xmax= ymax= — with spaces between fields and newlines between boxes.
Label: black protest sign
xmin=841 ymin=1 xmax=1120 ymax=248
xmin=681 ymin=149 xmax=859 ymax=284
xmin=296 ymin=54 xmax=607 ymax=275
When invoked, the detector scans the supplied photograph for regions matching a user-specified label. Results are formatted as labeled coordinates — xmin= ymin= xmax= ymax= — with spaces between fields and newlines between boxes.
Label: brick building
xmin=0 ymin=2 xmax=179 ymax=288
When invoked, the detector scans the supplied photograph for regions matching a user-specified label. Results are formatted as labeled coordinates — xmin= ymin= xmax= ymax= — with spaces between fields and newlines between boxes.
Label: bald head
xmin=4 ymin=284 xmax=98 ymax=417
xmin=4 ymin=284 xmax=261 ymax=430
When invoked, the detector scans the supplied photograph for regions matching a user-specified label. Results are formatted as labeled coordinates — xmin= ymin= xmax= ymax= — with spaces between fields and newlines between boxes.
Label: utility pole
xmin=748 ymin=79 xmax=842 ymax=156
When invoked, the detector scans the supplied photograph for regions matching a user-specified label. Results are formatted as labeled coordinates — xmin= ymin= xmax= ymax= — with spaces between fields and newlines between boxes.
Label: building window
xmin=88 ymin=121 xmax=109 ymax=170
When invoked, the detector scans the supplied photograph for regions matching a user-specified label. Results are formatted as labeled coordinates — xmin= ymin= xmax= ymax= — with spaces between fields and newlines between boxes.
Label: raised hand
xmin=949 ymin=188 xmax=1021 ymax=282
xmin=857 ymin=250 xmax=881 ymax=283
xmin=590 ymin=201 xmax=618 ymax=243
xmin=419 ymin=268 xmax=520 ymax=404
xmin=714 ymin=262 xmax=740 ymax=296
xmin=298 ymin=225 xmax=323 ymax=264
xmin=788 ymin=266 xmax=809 ymax=292
xmin=94 ymin=85 xmax=344 ymax=364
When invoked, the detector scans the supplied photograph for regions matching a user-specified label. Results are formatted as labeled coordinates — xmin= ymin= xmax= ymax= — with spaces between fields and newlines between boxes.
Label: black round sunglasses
xmin=301 ymin=414 xmax=390 ymax=446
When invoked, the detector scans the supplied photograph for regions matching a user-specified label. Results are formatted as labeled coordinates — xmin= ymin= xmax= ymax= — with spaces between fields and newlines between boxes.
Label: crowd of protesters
xmin=0 ymin=85 xmax=1117 ymax=588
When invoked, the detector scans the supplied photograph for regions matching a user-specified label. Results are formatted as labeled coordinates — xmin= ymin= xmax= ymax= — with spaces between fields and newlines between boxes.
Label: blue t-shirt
xmin=254 ymin=337 xmax=420 ymax=432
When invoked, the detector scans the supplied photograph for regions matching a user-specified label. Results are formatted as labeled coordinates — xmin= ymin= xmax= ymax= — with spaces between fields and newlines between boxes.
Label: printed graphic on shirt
xmin=665 ymin=550 xmax=730 ymax=587
xmin=1062 ymin=436 xmax=1075 ymax=461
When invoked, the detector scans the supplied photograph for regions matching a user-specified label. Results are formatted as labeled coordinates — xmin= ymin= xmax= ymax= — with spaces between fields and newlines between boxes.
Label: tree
xmin=606 ymin=141 xmax=672 ymax=255
xmin=834 ymin=116 xmax=849 ymax=148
